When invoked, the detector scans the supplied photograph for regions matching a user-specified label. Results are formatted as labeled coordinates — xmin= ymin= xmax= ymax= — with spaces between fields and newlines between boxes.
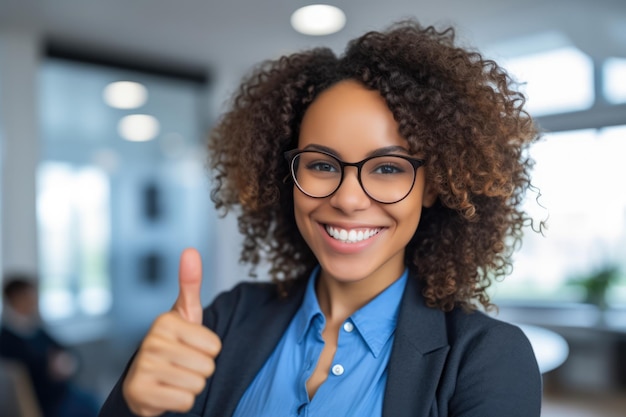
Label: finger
xmin=149 ymin=312 xmax=222 ymax=360
xmin=145 ymin=361 xmax=208 ymax=394
xmin=143 ymin=327 xmax=219 ymax=374
xmin=174 ymin=248 xmax=203 ymax=324
xmin=127 ymin=383 xmax=196 ymax=416
xmin=176 ymin=324 xmax=222 ymax=358
xmin=150 ymin=384 xmax=198 ymax=414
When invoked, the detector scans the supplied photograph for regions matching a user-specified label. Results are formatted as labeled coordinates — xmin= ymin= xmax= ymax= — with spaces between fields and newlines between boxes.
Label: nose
xmin=328 ymin=167 xmax=371 ymax=213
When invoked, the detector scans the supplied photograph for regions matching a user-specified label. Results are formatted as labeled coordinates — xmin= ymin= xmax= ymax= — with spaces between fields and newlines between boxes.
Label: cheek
xmin=397 ymin=206 xmax=422 ymax=232
xmin=395 ymin=193 xmax=426 ymax=232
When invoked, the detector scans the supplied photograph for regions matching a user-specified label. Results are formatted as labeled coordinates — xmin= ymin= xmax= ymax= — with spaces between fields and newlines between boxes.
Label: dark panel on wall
xmin=141 ymin=251 xmax=164 ymax=285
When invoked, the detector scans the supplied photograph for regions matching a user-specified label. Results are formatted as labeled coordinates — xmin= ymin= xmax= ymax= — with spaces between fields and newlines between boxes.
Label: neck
xmin=315 ymin=266 xmax=405 ymax=325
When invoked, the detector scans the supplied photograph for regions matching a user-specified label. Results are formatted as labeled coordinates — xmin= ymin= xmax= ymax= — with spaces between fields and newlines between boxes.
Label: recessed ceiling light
xmin=103 ymin=81 xmax=148 ymax=109
xmin=118 ymin=114 xmax=160 ymax=142
xmin=290 ymin=4 xmax=346 ymax=36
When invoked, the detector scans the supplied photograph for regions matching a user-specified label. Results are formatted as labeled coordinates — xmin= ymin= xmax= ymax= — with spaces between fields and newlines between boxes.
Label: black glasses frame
xmin=284 ymin=149 xmax=426 ymax=204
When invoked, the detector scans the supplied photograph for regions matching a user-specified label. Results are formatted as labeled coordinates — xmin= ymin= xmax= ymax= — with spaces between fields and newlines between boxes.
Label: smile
xmin=325 ymin=225 xmax=381 ymax=243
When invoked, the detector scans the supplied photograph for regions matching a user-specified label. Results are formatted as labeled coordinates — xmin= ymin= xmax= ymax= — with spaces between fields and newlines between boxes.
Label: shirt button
xmin=343 ymin=322 xmax=354 ymax=333
xmin=331 ymin=364 xmax=344 ymax=376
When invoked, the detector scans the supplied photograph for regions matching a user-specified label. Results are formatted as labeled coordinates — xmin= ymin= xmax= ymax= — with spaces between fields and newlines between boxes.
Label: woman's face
xmin=11 ymin=287 xmax=38 ymax=316
xmin=293 ymin=80 xmax=436 ymax=288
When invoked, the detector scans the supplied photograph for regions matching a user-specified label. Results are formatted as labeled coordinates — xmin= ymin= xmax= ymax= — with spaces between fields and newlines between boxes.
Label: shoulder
xmin=201 ymin=279 xmax=306 ymax=337
xmin=436 ymin=309 xmax=542 ymax=416
xmin=203 ymin=281 xmax=278 ymax=321
xmin=0 ymin=326 xmax=21 ymax=347
xmin=400 ymin=276 xmax=533 ymax=356
xmin=444 ymin=308 xmax=533 ymax=355
xmin=0 ymin=326 xmax=32 ymax=359
xmin=209 ymin=281 xmax=280 ymax=310
xmin=441 ymin=307 xmax=539 ymax=370
xmin=398 ymin=277 xmax=541 ymax=415
xmin=446 ymin=307 xmax=523 ymax=338
xmin=434 ymin=306 xmax=541 ymax=382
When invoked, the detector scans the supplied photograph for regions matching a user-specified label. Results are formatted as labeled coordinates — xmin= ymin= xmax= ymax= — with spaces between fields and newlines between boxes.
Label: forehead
xmin=298 ymin=80 xmax=408 ymax=158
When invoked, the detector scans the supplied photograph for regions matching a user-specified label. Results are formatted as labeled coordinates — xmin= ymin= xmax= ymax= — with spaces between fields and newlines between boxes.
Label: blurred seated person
xmin=0 ymin=273 xmax=99 ymax=417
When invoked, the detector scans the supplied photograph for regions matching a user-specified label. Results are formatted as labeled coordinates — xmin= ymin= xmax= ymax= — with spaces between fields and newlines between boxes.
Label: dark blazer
xmin=99 ymin=274 xmax=542 ymax=417
xmin=0 ymin=325 xmax=69 ymax=416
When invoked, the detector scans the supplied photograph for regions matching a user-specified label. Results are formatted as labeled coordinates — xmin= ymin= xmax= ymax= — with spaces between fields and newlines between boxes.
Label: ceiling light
xmin=118 ymin=114 xmax=160 ymax=142
xmin=290 ymin=4 xmax=346 ymax=36
xmin=103 ymin=81 xmax=148 ymax=109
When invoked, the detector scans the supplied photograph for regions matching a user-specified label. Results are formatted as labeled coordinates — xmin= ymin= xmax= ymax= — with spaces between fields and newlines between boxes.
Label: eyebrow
xmin=302 ymin=144 xmax=411 ymax=159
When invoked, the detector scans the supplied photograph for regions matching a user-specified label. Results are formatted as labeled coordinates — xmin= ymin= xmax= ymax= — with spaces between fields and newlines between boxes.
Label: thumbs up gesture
xmin=122 ymin=248 xmax=222 ymax=416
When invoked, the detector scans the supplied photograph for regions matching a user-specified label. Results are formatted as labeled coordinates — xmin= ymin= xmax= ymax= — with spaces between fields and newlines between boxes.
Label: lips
xmin=324 ymin=225 xmax=381 ymax=243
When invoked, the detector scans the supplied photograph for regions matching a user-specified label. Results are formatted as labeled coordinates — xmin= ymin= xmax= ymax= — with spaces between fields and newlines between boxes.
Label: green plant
xmin=568 ymin=265 xmax=621 ymax=309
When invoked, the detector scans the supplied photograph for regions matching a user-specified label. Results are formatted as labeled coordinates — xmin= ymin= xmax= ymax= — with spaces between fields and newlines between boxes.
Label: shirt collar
xmin=294 ymin=266 xmax=325 ymax=344
xmin=294 ymin=266 xmax=408 ymax=357
xmin=351 ymin=269 xmax=408 ymax=357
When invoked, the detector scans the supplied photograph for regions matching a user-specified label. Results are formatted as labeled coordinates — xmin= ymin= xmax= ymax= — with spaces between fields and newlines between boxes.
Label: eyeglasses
xmin=284 ymin=149 xmax=425 ymax=204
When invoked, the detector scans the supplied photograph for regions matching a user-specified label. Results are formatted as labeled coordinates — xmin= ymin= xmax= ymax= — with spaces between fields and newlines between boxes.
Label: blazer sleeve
xmin=448 ymin=322 xmax=542 ymax=417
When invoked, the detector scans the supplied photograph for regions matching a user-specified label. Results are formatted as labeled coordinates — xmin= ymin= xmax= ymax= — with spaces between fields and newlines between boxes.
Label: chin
xmin=318 ymin=257 xmax=383 ymax=284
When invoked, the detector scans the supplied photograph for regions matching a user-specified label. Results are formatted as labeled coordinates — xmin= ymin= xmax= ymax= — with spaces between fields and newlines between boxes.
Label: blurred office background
xmin=0 ymin=0 xmax=625 ymax=416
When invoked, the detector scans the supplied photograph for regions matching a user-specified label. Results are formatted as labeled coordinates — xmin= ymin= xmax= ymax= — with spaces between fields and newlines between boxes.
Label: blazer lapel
xmin=383 ymin=275 xmax=450 ymax=417
xmin=201 ymin=280 xmax=307 ymax=417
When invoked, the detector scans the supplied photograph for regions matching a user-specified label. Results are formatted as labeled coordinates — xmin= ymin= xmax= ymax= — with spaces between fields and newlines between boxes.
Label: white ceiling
xmin=1 ymin=0 xmax=625 ymax=102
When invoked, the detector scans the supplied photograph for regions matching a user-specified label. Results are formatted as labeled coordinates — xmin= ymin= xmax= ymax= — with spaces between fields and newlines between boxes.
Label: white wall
xmin=0 ymin=30 xmax=40 ymax=276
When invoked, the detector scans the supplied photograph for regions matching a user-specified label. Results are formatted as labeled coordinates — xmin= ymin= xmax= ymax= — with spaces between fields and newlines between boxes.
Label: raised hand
xmin=122 ymin=248 xmax=222 ymax=416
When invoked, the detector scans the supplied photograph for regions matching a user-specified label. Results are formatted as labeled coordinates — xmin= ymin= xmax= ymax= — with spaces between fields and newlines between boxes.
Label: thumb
xmin=173 ymin=248 xmax=203 ymax=324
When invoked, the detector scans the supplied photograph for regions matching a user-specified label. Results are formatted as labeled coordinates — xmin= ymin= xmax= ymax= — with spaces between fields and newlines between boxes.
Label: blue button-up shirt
xmin=233 ymin=267 xmax=408 ymax=417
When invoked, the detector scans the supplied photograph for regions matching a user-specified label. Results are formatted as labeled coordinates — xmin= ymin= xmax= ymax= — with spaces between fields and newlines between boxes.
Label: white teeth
xmin=325 ymin=225 xmax=381 ymax=243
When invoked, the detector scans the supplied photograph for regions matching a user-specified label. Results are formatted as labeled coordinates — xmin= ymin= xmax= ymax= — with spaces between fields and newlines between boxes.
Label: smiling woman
xmin=290 ymin=80 xmax=437 ymax=291
xmin=100 ymin=20 xmax=543 ymax=417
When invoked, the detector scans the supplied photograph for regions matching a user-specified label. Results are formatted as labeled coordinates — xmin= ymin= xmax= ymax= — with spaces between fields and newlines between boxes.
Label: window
xmin=37 ymin=163 xmax=111 ymax=319
xmin=38 ymin=57 xmax=212 ymax=328
xmin=485 ymin=38 xmax=626 ymax=308
xmin=503 ymin=47 xmax=595 ymax=116
xmin=494 ymin=126 xmax=626 ymax=306
xmin=603 ymin=57 xmax=626 ymax=104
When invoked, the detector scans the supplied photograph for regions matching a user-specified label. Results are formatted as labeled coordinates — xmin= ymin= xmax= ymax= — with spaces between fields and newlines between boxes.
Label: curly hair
xmin=208 ymin=20 xmax=540 ymax=311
